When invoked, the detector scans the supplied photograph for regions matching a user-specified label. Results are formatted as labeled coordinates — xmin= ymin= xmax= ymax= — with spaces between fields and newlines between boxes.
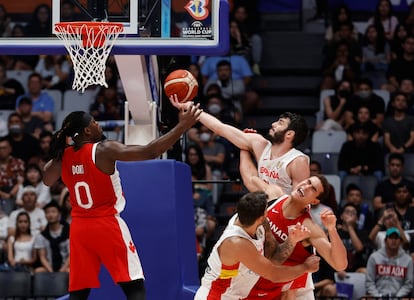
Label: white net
xmin=54 ymin=22 xmax=123 ymax=93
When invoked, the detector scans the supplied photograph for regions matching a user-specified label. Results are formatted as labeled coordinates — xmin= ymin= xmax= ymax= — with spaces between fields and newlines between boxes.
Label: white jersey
xmin=258 ymin=142 xmax=309 ymax=194
xmin=195 ymin=214 xmax=265 ymax=300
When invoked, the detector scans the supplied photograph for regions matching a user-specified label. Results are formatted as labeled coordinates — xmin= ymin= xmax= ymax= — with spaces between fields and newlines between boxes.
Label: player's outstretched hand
xmin=288 ymin=222 xmax=311 ymax=245
xmin=169 ymin=94 xmax=193 ymax=111
xmin=178 ymin=101 xmax=202 ymax=129
xmin=320 ymin=208 xmax=337 ymax=231
xmin=303 ymin=255 xmax=320 ymax=273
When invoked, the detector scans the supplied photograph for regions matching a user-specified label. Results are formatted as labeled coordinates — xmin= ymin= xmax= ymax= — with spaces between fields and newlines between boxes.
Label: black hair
xmin=237 ymin=191 xmax=268 ymax=226
xmin=388 ymin=152 xmax=404 ymax=164
xmin=43 ymin=200 xmax=61 ymax=212
xmin=49 ymin=111 xmax=92 ymax=160
xmin=216 ymin=60 xmax=231 ymax=69
xmin=279 ymin=112 xmax=309 ymax=147
xmin=346 ymin=183 xmax=362 ymax=195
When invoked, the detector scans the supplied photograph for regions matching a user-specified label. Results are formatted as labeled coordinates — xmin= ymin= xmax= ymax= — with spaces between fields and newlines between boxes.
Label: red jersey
xmin=61 ymin=143 xmax=126 ymax=217
xmin=247 ymin=195 xmax=313 ymax=298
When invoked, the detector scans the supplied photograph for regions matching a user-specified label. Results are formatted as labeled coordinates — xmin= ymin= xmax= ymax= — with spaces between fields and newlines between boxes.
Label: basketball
xmin=163 ymin=69 xmax=199 ymax=102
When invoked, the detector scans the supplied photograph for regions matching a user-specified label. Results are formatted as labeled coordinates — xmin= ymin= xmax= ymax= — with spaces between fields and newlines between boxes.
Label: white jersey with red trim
xmin=195 ymin=214 xmax=265 ymax=300
xmin=257 ymin=142 xmax=309 ymax=194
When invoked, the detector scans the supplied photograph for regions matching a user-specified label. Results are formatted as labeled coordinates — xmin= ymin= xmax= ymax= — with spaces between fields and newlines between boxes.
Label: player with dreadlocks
xmin=43 ymin=107 xmax=201 ymax=300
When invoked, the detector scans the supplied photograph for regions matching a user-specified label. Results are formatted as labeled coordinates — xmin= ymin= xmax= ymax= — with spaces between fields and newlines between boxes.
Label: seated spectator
xmin=185 ymin=144 xmax=213 ymax=192
xmin=338 ymin=122 xmax=384 ymax=182
xmin=313 ymin=258 xmax=338 ymax=298
xmin=373 ymin=153 xmax=414 ymax=211
xmin=24 ymin=4 xmax=52 ymax=37
xmin=325 ymin=4 xmax=360 ymax=42
xmin=228 ymin=18 xmax=252 ymax=63
xmin=58 ymin=187 xmax=71 ymax=224
xmin=386 ymin=35 xmax=414 ymax=93
xmin=0 ymin=208 xmax=8 ymax=263
xmin=0 ymin=5 xmax=13 ymax=37
xmin=366 ymin=227 xmax=413 ymax=298
xmin=35 ymin=55 xmax=70 ymax=91
xmin=187 ymin=63 xmax=204 ymax=102
xmin=17 ymin=97 xmax=44 ymax=139
xmin=7 ymin=186 xmax=47 ymax=237
xmin=369 ymin=208 xmax=410 ymax=250
xmin=6 ymin=112 xmax=42 ymax=164
xmin=0 ymin=137 xmax=25 ymax=215
xmin=321 ymin=38 xmax=361 ymax=90
xmin=395 ymin=78 xmax=414 ymax=116
xmin=90 ymin=87 xmax=124 ymax=121
xmin=360 ymin=24 xmax=390 ymax=89
xmin=389 ymin=23 xmax=408 ymax=61
xmin=15 ymin=73 xmax=55 ymax=130
xmin=391 ymin=184 xmax=414 ymax=230
xmin=346 ymin=104 xmax=382 ymax=143
xmin=200 ymin=54 xmax=253 ymax=88
xmin=34 ymin=200 xmax=69 ymax=273
xmin=3 ymin=211 xmax=36 ymax=272
xmin=336 ymin=203 xmax=371 ymax=274
xmin=0 ymin=62 xmax=25 ymax=110
xmin=340 ymin=183 xmax=374 ymax=234
xmin=232 ymin=3 xmax=262 ymax=74
xmin=367 ymin=0 xmax=399 ymax=42
xmin=204 ymin=94 xmax=241 ymax=126
xmin=15 ymin=164 xmax=51 ymax=208
xmin=383 ymin=92 xmax=414 ymax=153
xmin=203 ymin=60 xmax=245 ymax=113
xmin=344 ymin=77 xmax=386 ymax=129
xmin=28 ymin=130 xmax=53 ymax=171
xmin=317 ymin=79 xmax=353 ymax=131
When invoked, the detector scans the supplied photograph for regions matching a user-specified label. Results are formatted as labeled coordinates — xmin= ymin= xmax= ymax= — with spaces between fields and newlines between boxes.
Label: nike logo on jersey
xmin=129 ymin=241 xmax=136 ymax=253
xmin=271 ymin=209 xmax=279 ymax=213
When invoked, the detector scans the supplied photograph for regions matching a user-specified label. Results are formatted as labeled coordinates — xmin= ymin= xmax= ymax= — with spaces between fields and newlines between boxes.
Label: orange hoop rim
xmin=55 ymin=21 xmax=124 ymax=33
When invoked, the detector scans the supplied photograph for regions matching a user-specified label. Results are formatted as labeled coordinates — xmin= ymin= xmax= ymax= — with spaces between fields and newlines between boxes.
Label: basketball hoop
xmin=54 ymin=21 xmax=123 ymax=93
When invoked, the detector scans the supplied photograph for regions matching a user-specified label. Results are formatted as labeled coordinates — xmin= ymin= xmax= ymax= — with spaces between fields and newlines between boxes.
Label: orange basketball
xmin=164 ymin=69 xmax=199 ymax=102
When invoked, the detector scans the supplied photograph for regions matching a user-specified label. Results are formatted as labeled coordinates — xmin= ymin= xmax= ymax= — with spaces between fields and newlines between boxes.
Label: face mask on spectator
xmin=358 ymin=91 xmax=371 ymax=99
xmin=9 ymin=124 xmax=22 ymax=134
xmin=208 ymin=104 xmax=221 ymax=115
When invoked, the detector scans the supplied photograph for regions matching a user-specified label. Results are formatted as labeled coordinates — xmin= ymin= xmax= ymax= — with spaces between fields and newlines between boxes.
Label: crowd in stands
xmin=2 ymin=0 xmax=414 ymax=298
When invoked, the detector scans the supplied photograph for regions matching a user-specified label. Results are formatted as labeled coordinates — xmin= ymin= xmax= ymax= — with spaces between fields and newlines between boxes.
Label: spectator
xmin=383 ymin=92 xmax=414 ymax=153
xmin=344 ymin=77 xmax=386 ymax=129
xmin=325 ymin=4 xmax=359 ymax=42
xmin=346 ymin=104 xmax=382 ymax=143
xmin=367 ymin=0 xmax=399 ymax=41
xmin=0 ymin=208 xmax=8 ymax=263
xmin=340 ymin=183 xmax=374 ymax=234
xmin=321 ymin=38 xmax=361 ymax=90
xmin=0 ymin=137 xmax=25 ymax=215
xmin=203 ymin=60 xmax=245 ymax=112
xmin=58 ymin=187 xmax=71 ymax=224
xmin=204 ymin=94 xmax=241 ymax=126
xmin=6 ymin=112 xmax=42 ymax=164
xmin=4 ymin=211 xmax=36 ymax=272
xmin=17 ymin=97 xmax=44 ymax=139
xmin=369 ymin=208 xmax=410 ymax=250
xmin=185 ymin=144 xmax=213 ymax=192
xmin=317 ymin=79 xmax=352 ymax=131
xmin=392 ymin=183 xmax=414 ymax=230
xmin=396 ymin=78 xmax=414 ymax=115
xmin=15 ymin=164 xmax=51 ymax=209
xmin=338 ymin=122 xmax=384 ymax=182
xmin=228 ymin=19 xmax=251 ymax=62
xmin=0 ymin=62 xmax=25 ymax=110
xmin=7 ymin=185 xmax=46 ymax=238
xmin=0 ymin=5 xmax=12 ymax=37
xmin=232 ymin=3 xmax=262 ymax=75
xmin=15 ymin=73 xmax=55 ymax=128
xmin=313 ymin=257 xmax=337 ymax=299
xmin=360 ymin=24 xmax=390 ymax=89
xmin=60 ymin=0 xmax=77 ymax=22
xmin=89 ymin=87 xmax=124 ymax=121
xmin=24 ymin=4 xmax=52 ymax=37
xmin=390 ymin=23 xmax=408 ymax=61
xmin=28 ymin=130 xmax=53 ymax=171
xmin=336 ymin=203 xmax=370 ymax=274
xmin=366 ymin=227 xmax=413 ymax=298
xmin=35 ymin=55 xmax=70 ymax=91
xmin=386 ymin=35 xmax=414 ymax=92
xmin=373 ymin=153 xmax=414 ymax=211
xmin=187 ymin=63 xmax=204 ymax=102
xmin=34 ymin=200 xmax=69 ymax=273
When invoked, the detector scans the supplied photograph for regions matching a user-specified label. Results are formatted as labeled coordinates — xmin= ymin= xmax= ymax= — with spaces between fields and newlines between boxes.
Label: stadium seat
xmin=33 ymin=272 xmax=69 ymax=299
xmin=310 ymin=152 xmax=340 ymax=175
xmin=46 ymin=89 xmax=63 ymax=111
xmin=315 ymin=89 xmax=335 ymax=124
xmin=334 ymin=272 xmax=366 ymax=300
xmin=311 ymin=131 xmax=347 ymax=153
xmin=0 ymin=271 xmax=32 ymax=298
xmin=62 ymin=89 xmax=95 ymax=112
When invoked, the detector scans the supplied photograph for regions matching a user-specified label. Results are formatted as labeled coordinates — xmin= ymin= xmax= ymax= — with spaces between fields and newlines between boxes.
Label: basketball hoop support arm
xmin=115 ymin=55 xmax=158 ymax=145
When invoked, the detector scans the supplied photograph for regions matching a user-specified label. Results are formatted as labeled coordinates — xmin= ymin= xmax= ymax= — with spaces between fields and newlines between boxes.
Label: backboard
xmin=0 ymin=0 xmax=229 ymax=55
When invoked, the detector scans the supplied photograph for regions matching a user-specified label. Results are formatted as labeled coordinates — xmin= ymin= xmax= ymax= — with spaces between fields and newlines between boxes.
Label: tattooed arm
xmin=264 ymin=221 xmax=311 ymax=264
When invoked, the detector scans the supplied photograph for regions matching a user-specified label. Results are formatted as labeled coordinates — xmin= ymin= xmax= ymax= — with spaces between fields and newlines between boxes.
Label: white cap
xmin=22 ymin=185 xmax=37 ymax=196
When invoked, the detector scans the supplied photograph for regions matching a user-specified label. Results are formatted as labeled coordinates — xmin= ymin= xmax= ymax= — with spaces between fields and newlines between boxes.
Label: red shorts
xmin=69 ymin=215 xmax=144 ymax=291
